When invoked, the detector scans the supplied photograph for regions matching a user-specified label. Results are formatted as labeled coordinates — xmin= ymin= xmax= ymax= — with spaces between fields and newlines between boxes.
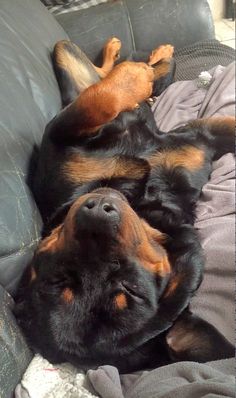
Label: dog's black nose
xmin=82 ymin=197 xmax=119 ymax=217
xmin=75 ymin=195 xmax=121 ymax=237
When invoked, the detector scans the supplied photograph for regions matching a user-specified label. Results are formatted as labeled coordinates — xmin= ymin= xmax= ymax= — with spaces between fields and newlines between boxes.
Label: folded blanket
xmin=15 ymin=62 xmax=235 ymax=398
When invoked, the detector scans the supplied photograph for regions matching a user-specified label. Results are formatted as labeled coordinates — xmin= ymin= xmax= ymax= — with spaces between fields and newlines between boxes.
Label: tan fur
xmin=148 ymin=44 xmax=174 ymax=65
xmin=38 ymin=225 xmax=64 ymax=253
xmin=114 ymin=293 xmax=127 ymax=310
xmin=61 ymin=288 xmax=74 ymax=303
xmin=190 ymin=116 xmax=235 ymax=135
xmin=137 ymin=243 xmax=170 ymax=275
xmin=163 ymin=275 xmax=181 ymax=298
xmin=63 ymin=154 xmax=148 ymax=184
xmin=152 ymin=60 xmax=172 ymax=79
xmin=70 ymin=60 xmax=155 ymax=131
xmin=114 ymin=204 xmax=170 ymax=276
xmin=94 ymin=37 xmax=121 ymax=78
xmin=148 ymin=145 xmax=205 ymax=171
xmin=54 ymin=41 xmax=97 ymax=92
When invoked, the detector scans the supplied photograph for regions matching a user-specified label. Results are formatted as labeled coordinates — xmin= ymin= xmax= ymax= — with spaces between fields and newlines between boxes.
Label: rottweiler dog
xmin=15 ymin=38 xmax=235 ymax=373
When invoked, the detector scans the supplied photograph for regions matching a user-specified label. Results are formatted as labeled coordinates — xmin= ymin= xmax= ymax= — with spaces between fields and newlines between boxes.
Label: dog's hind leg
xmin=188 ymin=116 xmax=235 ymax=160
xmin=48 ymin=60 xmax=157 ymax=142
xmin=53 ymin=40 xmax=100 ymax=106
xmin=53 ymin=38 xmax=121 ymax=107
xmin=166 ymin=309 xmax=234 ymax=362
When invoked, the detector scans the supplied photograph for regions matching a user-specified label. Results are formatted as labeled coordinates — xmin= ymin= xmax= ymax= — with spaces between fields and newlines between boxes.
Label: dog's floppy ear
xmin=166 ymin=309 xmax=234 ymax=362
xmin=42 ymin=199 xmax=75 ymax=237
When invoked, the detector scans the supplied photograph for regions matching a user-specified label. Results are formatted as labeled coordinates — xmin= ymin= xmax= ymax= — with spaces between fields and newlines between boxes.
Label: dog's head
xmin=16 ymin=188 xmax=173 ymax=369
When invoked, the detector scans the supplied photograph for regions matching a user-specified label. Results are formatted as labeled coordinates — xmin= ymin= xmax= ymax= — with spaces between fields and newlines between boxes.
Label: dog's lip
xmin=91 ymin=188 xmax=128 ymax=203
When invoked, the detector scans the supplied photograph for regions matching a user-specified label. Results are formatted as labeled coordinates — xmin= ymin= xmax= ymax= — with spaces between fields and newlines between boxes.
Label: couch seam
xmin=123 ymin=0 xmax=136 ymax=52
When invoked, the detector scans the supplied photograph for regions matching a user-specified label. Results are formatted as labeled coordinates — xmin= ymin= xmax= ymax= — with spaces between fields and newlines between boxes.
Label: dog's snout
xmin=75 ymin=195 xmax=121 ymax=239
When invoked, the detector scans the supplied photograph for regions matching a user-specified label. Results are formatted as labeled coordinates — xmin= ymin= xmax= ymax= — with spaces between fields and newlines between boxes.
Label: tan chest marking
xmin=148 ymin=145 xmax=205 ymax=171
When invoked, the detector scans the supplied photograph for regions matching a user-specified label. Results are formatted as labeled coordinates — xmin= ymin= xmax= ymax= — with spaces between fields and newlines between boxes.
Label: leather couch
xmin=0 ymin=0 xmax=232 ymax=396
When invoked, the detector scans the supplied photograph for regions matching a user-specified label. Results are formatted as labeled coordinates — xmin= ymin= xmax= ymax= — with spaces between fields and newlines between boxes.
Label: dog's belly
xmin=34 ymin=107 xmax=160 ymax=222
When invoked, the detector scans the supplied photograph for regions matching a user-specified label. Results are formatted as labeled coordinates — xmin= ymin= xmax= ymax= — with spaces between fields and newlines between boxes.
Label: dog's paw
xmin=148 ymin=44 xmax=174 ymax=65
xmin=104 ymin=37 xmax=122 ymax=61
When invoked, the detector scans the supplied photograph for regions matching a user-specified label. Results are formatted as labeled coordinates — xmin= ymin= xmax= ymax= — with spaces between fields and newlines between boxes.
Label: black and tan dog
xmin=15 ymin=38 xmax=235 ymax=373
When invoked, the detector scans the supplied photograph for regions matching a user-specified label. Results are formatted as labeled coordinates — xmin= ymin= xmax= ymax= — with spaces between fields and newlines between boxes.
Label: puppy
xmin=15 ymin=38 xmax=235 ymax=373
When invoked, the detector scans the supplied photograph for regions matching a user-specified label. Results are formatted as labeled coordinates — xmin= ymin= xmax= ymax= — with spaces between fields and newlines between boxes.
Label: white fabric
xmin=15 ymin=354 xmax=98 ymax=398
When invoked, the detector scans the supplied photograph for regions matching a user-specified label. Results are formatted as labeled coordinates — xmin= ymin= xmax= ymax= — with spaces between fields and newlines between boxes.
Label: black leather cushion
xmin=56 ymin=0 xmax=215 ymax=64
xmin=0 ymin=0 xmax=68 ymax=295
xmin=0 ymin=286 xmax=32 ymax=398
xmin=56 ymin=0 xmax=135 ymax=64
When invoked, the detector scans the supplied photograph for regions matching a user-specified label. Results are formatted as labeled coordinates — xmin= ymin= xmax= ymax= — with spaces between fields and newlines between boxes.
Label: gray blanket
xmin=87 ymin=63 xmax=235 ymax=398
xmin=87 ymin=359 xmax=235 ymax=398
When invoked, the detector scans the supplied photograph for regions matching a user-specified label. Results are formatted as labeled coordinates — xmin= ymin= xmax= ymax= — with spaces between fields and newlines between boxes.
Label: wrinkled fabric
xmin=87 ymin=359 xmax=235 ymax=398
xmin=152 ymin=62 xmax=235 ymax=131
xmin=16 ymin=356 xmax=235 ymax=398
xmin=15 ymin=355 xmax=98 ymax=398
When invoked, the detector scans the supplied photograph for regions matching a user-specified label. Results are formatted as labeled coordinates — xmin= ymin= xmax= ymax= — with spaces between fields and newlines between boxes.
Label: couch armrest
xmin=55 ymin=0 xmax=215 ymax=63
xmin=0 ymin=285 xmax=32 ymax=398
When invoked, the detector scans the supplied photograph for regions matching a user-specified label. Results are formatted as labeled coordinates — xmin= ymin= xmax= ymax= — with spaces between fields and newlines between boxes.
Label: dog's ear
xmin=42 ymin=200 xmax=74 ymax=237
xmin=166 ymin=309 xmax=234 ymax=362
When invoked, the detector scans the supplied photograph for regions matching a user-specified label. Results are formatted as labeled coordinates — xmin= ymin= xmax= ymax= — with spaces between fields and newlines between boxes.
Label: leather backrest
xmin=56 ymin=0 xmax=215 ymax=64
xmin=0 ymin=0 xmax=68 ymax=295
xmin=0 ymin=285 xmax=33 ymax=398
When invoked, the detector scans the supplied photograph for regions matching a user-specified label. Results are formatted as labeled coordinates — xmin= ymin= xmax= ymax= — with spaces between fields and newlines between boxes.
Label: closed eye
xmin=121 ymin=281 xmax=144 ymax=303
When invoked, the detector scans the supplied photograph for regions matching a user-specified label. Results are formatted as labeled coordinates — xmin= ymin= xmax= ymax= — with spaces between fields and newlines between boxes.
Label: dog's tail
xmin=189 ymin=116 xmax=235 ymax=160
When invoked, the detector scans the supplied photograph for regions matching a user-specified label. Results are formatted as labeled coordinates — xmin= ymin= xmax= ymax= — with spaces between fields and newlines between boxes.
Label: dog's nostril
xmin=102 ymin=203 xmax=116 ymax=213
xmin=84 ymin=199 xmax=96 ymax=209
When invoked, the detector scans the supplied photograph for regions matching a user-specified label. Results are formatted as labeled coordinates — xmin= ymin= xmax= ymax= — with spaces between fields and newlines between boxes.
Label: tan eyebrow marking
xmin=114 ymin=293 xmax=127 ymax=310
